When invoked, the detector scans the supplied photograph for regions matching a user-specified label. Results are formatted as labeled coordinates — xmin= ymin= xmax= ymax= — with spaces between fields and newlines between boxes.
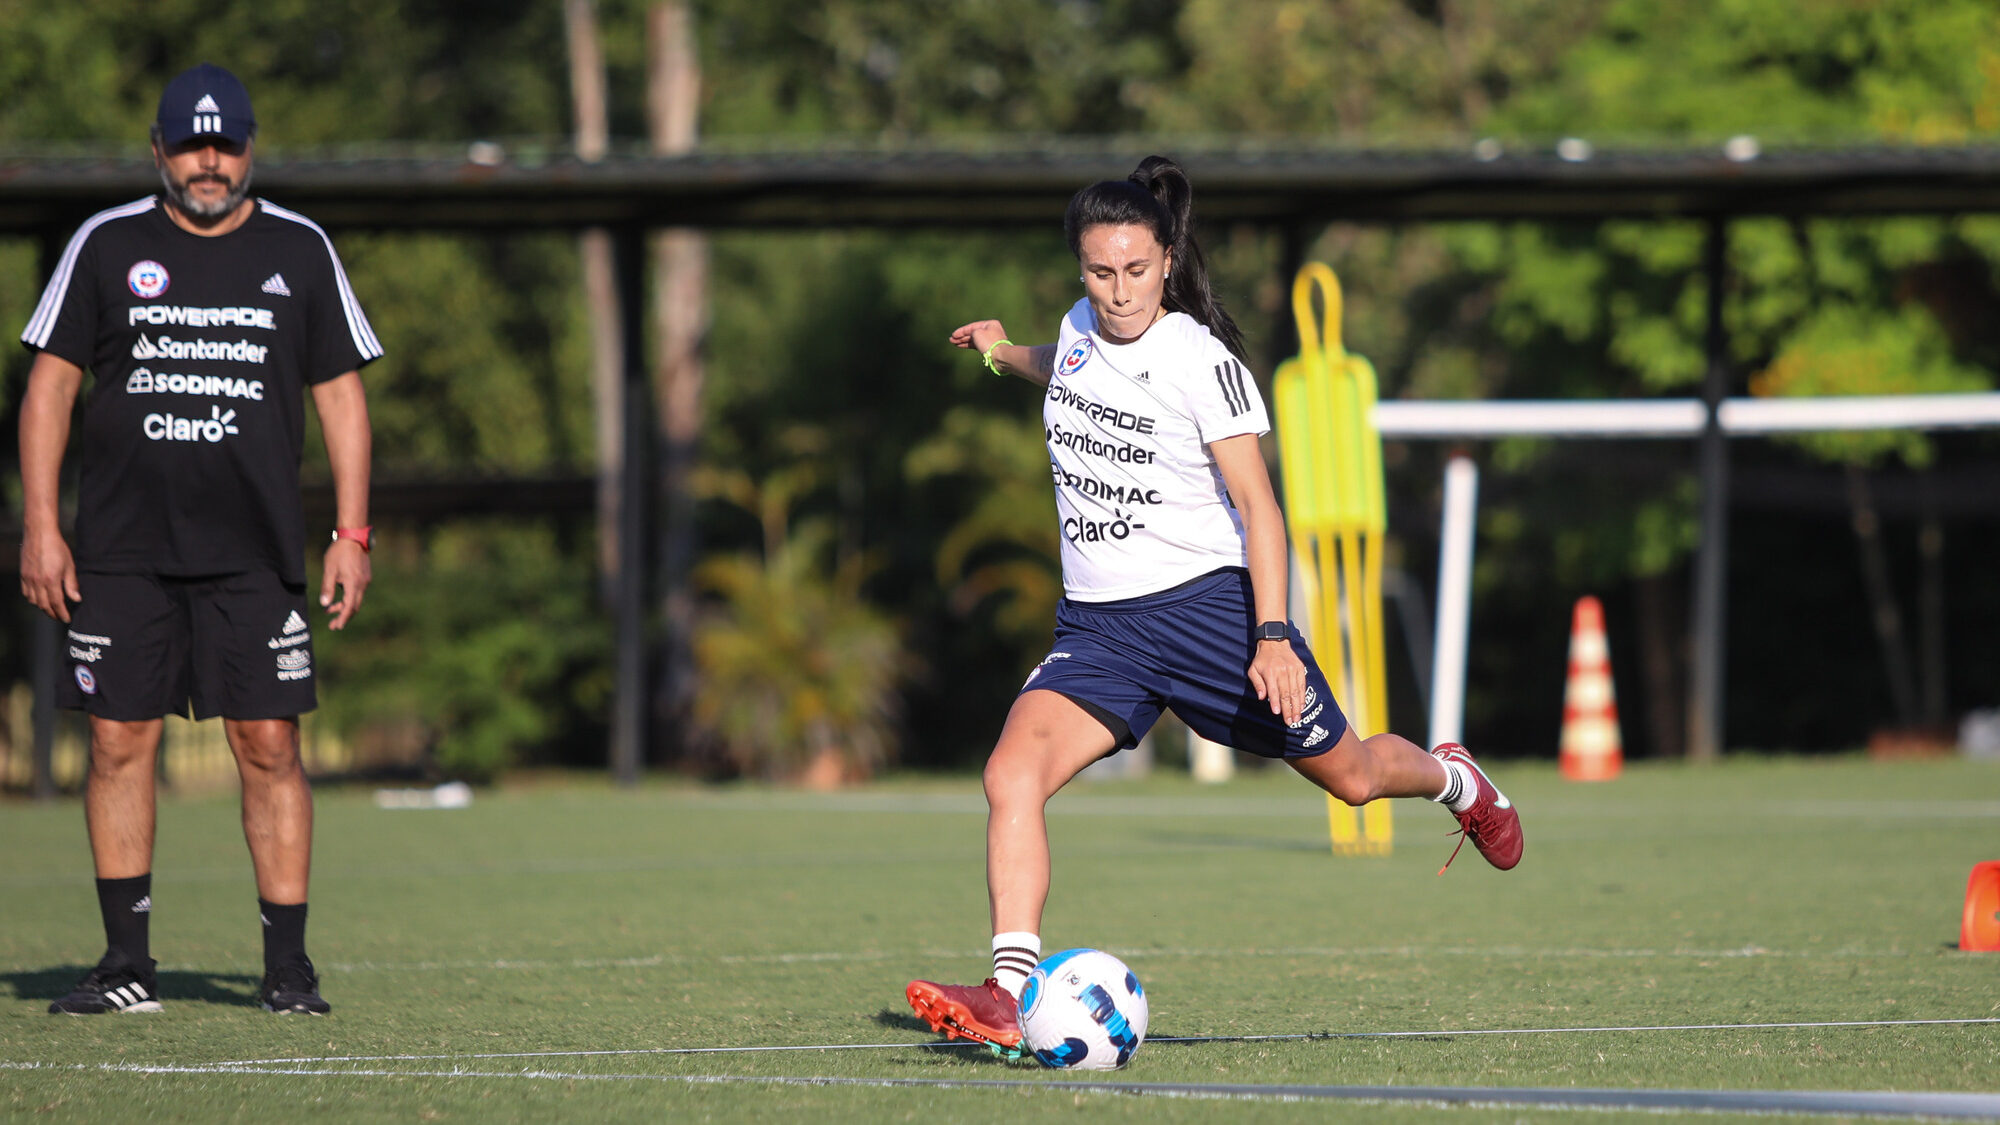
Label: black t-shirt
xmin=21 ymin=197 xmax=381 ymax=583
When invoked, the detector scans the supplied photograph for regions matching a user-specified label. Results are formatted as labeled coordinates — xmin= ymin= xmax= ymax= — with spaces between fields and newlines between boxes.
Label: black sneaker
xmin=261 ymin=956 xmax=331 ymax=1014
xmin=49 ymin=951 xmax=163 ymax=1014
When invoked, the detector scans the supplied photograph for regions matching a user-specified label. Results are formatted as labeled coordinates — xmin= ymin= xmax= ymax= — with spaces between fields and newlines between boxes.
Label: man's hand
xmin=19 ymin=526 xmax=79 ymax=623
xmin=320 ymin=540 xmax=370 ymax=630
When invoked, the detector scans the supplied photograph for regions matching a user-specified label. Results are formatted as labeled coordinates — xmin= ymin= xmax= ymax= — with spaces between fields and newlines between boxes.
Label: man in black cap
xmin=19 ymin=63 xmax=380 ymax=1015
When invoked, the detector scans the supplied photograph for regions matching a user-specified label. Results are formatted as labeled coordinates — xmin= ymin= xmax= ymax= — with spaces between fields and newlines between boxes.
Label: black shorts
xmin=60 ymin=571 xmax=318 ymax=721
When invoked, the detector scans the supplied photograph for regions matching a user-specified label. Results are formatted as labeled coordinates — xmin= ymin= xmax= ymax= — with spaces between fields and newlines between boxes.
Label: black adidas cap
xmin=156 ymin=64 xmax=256 ymax=147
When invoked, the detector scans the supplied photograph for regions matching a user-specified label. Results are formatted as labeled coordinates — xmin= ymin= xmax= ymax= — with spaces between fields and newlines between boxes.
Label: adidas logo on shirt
xmin=261 ymin=273 xmax=292 ymax=297
xmin=282 ymin=611 xmax=308 ymax=635
xmin=194 ymin=94 xmax=220 ymax=114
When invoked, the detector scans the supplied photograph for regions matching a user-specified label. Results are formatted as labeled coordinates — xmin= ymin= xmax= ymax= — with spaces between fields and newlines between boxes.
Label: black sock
xmin=96 ymin=874 xmax=153 ymax=970
xmin=259 ymin=899 xmax=308 ymax=972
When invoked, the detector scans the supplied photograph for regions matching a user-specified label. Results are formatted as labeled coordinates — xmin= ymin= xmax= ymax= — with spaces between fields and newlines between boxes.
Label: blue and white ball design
xmin=1017 ymin=948 xmax=1147 ymax=1070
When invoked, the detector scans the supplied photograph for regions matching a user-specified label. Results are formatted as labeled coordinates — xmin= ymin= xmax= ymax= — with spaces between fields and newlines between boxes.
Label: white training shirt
xmin=1046 ymin=299 xmax=1270 ymax=602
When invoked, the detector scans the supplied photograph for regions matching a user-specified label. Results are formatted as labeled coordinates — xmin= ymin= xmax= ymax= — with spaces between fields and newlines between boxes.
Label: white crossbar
xmin=1374 ymin=393 xmax=2000 ymax=439
xmin=1375 ymin=399 xmax=1705 ymax=437
xmin=1719 ymin=392 xmax=2000 ymax=433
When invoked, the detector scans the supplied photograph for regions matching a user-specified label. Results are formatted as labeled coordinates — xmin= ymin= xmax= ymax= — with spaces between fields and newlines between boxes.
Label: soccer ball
xmin=1018 ymin=948 xmax=1148 ymax=1070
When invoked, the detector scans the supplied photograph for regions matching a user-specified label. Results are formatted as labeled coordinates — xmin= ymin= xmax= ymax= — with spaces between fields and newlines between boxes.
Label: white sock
xmin=991 ymin=931 xmax=1040 ymax=998
xmin=1434 ymin=760 xmax=1478 ymax=814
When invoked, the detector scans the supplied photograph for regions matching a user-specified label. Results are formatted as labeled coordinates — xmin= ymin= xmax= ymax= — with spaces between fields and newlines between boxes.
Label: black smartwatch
xmin=1255 ymin=621 xmax=1291 ymax=643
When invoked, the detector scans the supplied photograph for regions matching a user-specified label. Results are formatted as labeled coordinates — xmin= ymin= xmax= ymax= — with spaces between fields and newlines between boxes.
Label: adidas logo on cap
xmin=261 ymin=273 xmax=291 ymax=297
xmin=194 ymin=94 xmax=220 ymax=114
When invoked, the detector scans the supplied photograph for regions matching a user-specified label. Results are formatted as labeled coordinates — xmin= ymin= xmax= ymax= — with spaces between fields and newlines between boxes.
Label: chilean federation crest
xmin=127 ymin=260 xmax=170 ymax=299
xmin=1058 ymin=338 xmax=1094 ymax=377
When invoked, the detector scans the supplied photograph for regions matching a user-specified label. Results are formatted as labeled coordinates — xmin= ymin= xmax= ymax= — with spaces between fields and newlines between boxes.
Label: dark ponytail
xmin=1062 ymin=155 xmax=1247 ymax=362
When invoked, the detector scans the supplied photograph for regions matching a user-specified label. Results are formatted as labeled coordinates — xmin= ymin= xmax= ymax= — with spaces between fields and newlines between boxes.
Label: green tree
xmin=686 ymin=0 xmax=1182 ymax=137
xmin=1152 ymin=0 xmax=1593 ymax=139
xmin=314 ymin=526 xmax=611 ymax=781
xmin=906 ymin=407 xmax=1060 ymax=650
xmin=690 ymin=457 xmax=906 ymax=782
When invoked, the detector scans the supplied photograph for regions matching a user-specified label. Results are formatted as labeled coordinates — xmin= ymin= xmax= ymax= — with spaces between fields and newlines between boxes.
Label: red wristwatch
xmin=332 ymin=526 xmax=374 ymax=552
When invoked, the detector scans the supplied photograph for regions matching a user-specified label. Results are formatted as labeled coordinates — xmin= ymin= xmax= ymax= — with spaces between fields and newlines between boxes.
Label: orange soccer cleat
xmin=906 ymin=978 xmax=1024 ymax=1057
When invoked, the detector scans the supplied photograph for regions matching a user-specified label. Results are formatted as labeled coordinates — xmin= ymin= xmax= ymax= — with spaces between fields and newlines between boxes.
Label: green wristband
xmin=982 ymin=338 xmax=1013 ymax=377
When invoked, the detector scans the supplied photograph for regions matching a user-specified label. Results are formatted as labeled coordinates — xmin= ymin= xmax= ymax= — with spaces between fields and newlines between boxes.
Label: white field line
xmin=0 ymin=941 xmax=1948 ymax=980
xmin=312 ymin=942 xmax=1946 ymax=973
xmin=196 ymin=1017 xmax=2000 ymax=1068
xmin=0 ymin=1062 xmax=1756 ymax=1115
xmin=8 ymin=1056 xmax=2000 ymax=1122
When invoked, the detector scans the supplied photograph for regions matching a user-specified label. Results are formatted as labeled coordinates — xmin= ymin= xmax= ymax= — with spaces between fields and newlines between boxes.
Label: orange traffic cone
xmin=1965 ymin=861 xmax=2000 ymax=952
xmin=1559 ymin=595 xmax=1622 ymax=781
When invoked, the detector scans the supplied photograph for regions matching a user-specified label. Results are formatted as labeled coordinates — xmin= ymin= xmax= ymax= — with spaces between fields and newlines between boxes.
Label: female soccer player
xmin=904 ymin=156 xmax=1523 ymax=1056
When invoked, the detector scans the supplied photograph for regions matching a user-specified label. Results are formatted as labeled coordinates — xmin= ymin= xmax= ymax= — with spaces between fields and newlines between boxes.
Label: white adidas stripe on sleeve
xmin=21 ymin=197 xmax=160 ymax=350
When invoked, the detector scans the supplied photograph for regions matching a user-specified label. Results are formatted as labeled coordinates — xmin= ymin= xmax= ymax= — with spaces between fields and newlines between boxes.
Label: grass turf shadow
xmin=3 ymin=966 xmax=262 ymax=1008
xmin=871 ymin=1008 xmax=1024 ymax=1062
xmin=872 ymin=1007 xmax=935 ymax=1035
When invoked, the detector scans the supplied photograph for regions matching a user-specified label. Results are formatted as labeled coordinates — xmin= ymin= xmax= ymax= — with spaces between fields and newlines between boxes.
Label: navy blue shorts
xmin=1021 ymin=567 xmax=1349 ymax=759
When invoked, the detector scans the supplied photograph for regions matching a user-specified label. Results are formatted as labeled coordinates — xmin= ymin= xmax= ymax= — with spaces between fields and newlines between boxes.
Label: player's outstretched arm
xmin=949 ymin=320 xmax=1056 ymax=387
xmin=18 ymin=352 xmax=84 ymax=623
xmin=313 ymin=371 xmax=372 ymax=630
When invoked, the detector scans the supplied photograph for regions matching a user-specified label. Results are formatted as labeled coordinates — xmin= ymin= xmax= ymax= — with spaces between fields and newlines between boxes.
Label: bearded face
xmin=154 ymin=138 xmax=254 ymax=224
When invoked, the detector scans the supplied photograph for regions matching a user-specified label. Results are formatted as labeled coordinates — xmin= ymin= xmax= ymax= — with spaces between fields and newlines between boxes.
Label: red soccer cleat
xmin=906 ymin=978 xmax=1023 ymax=1056
xmin=1432 ymin=743 xmax=1524 ymax=873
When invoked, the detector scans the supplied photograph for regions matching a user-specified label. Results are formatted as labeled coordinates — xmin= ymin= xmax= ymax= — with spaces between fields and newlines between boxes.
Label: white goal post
xmin=1378 ymin=392 xmax=2000 ymax=752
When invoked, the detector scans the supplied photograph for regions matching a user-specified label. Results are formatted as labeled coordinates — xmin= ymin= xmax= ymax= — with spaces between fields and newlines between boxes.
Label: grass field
xmin=3 ymin=755 xmax=1997 ymax=1122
